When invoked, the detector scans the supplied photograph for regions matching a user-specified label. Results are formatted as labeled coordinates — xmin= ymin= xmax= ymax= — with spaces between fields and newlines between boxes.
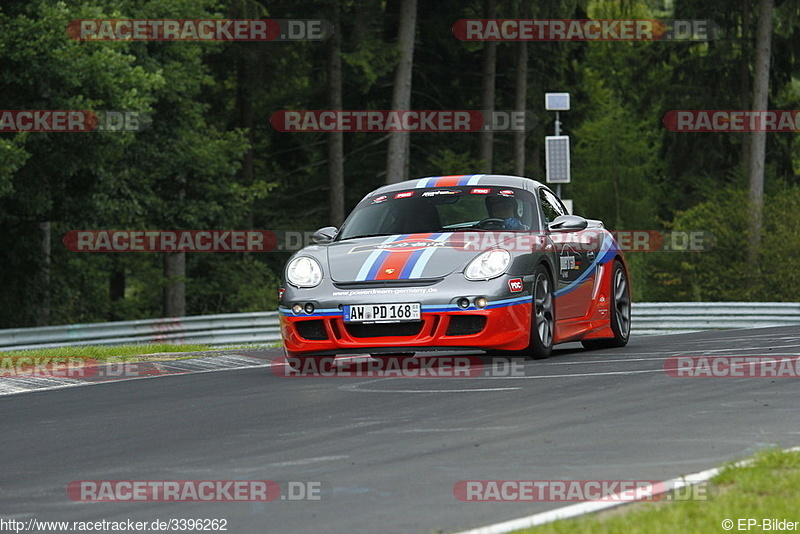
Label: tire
xmin=581 ymin=260 xmax=631 ymax=350
xmin=526 ymin=263 xmax=555 ymax=359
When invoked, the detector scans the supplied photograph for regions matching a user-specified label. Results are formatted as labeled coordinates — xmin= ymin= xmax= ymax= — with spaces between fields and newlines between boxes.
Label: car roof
xmin=362 ymin=174 xmax=546 ymax=201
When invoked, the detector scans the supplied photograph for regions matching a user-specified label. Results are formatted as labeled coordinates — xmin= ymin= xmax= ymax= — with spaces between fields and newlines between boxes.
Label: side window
xmin=539 ymin=188 xmax=566 ymax=223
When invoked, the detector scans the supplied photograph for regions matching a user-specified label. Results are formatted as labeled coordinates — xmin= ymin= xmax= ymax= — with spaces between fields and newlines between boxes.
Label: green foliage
xmin=339 ymin=1 xmax=398 ymax=90
xmin=0 ymin=0 xmax=254 ymax=327
xmin=0 ymin=0 xmax=798 ymax=327
xmin=187 ymin=254 xmax=280 ymax=315
xmin=0 ymin=137 xmax=28 ymax=196
xmin=427 ymin=149 xmax=486 ymax=176
xmin=643 ymin=185 xmax=800 ymax=301
xmin=571 ymin=72 xmax=661 ymax=229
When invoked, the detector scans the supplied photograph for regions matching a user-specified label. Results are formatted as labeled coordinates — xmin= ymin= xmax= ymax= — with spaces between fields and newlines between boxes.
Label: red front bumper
xmin=281 ymin=302 xmax=533 ymax=357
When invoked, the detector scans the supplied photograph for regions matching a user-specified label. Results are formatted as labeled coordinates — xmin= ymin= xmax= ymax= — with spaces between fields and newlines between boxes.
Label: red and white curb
xmin=0 ymin=354 xmax=270 ymax=397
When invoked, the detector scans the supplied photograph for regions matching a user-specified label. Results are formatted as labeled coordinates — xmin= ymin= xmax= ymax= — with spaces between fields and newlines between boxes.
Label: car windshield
xmin=337 ymin=186 xmax=539 ymax=240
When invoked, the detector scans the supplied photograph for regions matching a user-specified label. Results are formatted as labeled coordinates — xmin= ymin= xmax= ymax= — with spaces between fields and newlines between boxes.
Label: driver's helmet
xmin=484 ymin=194 xmax=528 ymax=230
xmin=485 ymin=195 xmax=519 ymax=217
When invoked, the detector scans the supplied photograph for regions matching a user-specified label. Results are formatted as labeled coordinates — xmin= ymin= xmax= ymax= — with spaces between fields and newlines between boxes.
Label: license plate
xmin=343 ymin=303 xmax=421 ymax=323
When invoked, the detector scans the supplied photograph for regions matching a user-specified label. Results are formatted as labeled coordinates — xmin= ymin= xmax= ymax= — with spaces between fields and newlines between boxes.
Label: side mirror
xmin=311 ymin=226 xmax=338 ymax=244
xmin=548 ymin=214 xmax=588 ymax=231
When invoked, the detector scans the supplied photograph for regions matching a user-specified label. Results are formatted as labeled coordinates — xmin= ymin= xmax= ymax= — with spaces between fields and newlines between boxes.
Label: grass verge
xmin=0 ymin=344 xmax=215 ymax=364
xmin=516 ymin=448 xmax=800 ymax=533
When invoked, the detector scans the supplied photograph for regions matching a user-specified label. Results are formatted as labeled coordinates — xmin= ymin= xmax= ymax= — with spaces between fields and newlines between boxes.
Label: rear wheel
xmin=526 ymin=264 xmax=555 ymax=359
xmin=581 ymin=260 xmax=631 ymax=349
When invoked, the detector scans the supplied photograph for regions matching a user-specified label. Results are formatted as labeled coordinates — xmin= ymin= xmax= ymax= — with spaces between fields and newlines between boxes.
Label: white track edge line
xmin=452 ymin=446 xmax=800 ymax=534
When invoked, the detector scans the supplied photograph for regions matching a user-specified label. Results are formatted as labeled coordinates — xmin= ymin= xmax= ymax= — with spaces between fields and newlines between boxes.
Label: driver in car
xmin=485 ymin=195 xmax=530 ymax=230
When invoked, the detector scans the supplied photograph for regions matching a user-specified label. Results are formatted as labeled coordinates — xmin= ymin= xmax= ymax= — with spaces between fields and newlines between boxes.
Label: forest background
xmin=0 ymin=0 xmax=797 ymax=328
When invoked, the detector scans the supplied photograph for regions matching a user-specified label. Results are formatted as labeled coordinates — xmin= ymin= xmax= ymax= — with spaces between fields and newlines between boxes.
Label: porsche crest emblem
xmin=384 ymin=268 xmax=395 ymax=274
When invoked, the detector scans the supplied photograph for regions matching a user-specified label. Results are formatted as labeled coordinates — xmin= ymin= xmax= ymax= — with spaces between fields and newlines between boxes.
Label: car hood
xmin=326 ymin=232 xmax=524 ymax=283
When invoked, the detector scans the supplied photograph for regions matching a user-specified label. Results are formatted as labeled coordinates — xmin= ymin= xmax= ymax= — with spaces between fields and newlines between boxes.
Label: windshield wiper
xmin=446 ymin=227 xmax=487 ymax=232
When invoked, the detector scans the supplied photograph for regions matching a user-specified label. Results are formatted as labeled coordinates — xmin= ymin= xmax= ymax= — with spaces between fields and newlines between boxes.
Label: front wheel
xmin=581 ymin=260 xmax=631 ymax=350
xmin=526 ymin=264 xmax=555 ymax=359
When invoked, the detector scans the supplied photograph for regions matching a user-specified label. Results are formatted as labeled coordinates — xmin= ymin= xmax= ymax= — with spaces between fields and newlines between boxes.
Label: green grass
xmin=0 ymin=343 xmax=214 ymax=364
xmin=516 ymin=448 xmax=800 ymax=533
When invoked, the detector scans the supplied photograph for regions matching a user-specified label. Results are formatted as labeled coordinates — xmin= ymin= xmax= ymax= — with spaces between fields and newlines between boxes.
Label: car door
xmin=539 ymin=188 xmax=597 ymax=319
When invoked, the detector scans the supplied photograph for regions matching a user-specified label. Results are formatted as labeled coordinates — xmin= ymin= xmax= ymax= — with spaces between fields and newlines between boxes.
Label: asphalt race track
xmin=2 ymin=326 xmax=799 ymax=533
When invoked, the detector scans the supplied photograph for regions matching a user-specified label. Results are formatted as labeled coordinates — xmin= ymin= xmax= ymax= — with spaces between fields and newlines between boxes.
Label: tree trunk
xmin=513 ymin=3 xmax=528 ymax=176
xmin=385 ymin=0 xmax=417 ymax=183
xmin=238 ymin=52 xmax=255 ymax=229
xmin=530 ymin=144 xmax=541 ymax=181
xmin=479 ymin=0 xmax=497 ymax=173
xmin=109 ymin=270 xmax=125 ymax=302
xmin=739 ymin=0 xmax=752 ymax=178
xmin=36 ymin=220 xmax=50 ymax=326
xmin=328 ymin=1 xmax=345 ymax=225
xmin=163 ymin=251 xmax=186 ymax=317
xmin=164 ymin=180 xmax=186 ymax=317
xmin=747 ymin=0 xmax=773 ymax=266
xmin=232 ymin=0 xmax=261 ymax=229
xmin=109 ymin=262 xmax=125 ymax=321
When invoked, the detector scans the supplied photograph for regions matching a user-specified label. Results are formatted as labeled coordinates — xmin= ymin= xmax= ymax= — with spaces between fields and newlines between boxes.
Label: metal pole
xmin=555 ymin=111 xmax=562 ymax=197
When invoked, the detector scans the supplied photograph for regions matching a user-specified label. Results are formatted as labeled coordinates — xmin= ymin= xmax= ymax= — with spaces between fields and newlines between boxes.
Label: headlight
xmin=464 ymin=249 xmax=511 ymax=280
xmin=286 ymin=257 xmax=323 ymax=287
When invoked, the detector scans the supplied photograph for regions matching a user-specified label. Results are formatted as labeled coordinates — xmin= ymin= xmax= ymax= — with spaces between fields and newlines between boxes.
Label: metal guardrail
xmin=0 ymin=312 xmax=281 ymax=352
xmin=0 ymin=303 xmax=796 ymax=352
xmin=631 ymin=302 xmax=800 ymax=335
